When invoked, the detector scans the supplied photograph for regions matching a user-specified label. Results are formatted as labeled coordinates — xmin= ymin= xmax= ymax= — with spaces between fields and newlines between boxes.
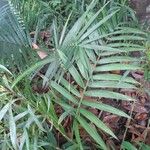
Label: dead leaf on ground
xmin=32 ymin=43 xmax=48 ymax=59
xmin=122 ymin=101 xmax=147 ymax=113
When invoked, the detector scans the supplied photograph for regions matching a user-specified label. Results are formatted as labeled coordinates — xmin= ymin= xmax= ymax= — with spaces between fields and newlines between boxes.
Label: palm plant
xmin=0 ymin=0 xmax=148 ymax=149
xmin=0 ymin=0 xmax=36 ymax=70
xmin=8 ymin=0 xmax=147 ymax=149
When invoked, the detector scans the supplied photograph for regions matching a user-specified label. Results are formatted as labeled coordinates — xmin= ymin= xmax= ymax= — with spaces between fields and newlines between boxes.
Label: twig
xmin=120 ymin=99 xmax=136 ymax=150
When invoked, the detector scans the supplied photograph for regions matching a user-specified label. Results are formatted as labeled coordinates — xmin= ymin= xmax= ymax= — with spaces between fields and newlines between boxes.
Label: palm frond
xmin=4 ymin=0 xmax=146 ymax=149
xmin=0 ymin=0 xmax=146 ymax=150
xmin=0 ymin=1 xmax=34 ymax=69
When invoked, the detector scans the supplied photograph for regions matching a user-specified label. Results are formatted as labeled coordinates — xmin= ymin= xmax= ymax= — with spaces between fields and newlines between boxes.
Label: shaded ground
xmin=130 ymin=0 xmax=150 ymax=23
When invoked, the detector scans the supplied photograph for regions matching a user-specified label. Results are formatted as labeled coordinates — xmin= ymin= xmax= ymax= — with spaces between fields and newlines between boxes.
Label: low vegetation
xmin=0 ymin=0 xmax=150 ymax=149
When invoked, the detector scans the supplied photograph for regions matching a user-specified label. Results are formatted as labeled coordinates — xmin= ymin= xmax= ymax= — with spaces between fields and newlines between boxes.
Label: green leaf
xmin=62 ymin=0 xmax=98 ymax=47
xmin=60 ymin=78 xmax=81 ymax=97
xmin=0 ymin=64 xmax=12 ymax=75
xmin=79 ymin=10 xmax=119 ymax=42
xmin=85 ymin=90 xmax=134 ymax=101
xmin=59 ymin=13 xmax=72 ymax=46
xmin=81 ymin=33 xmax=112 ymax=45
xmin=88 ymin=81 xmax=137 ymax=89
xmin=107 ymin=43 xmax=144 ymax=48
xmin=95 ymin=64 xmax=141 ymax=72
xmin=73 ymin=120 xmax=83 ymax=150
xmin=28 ymin=105 xmax=46 ymax=132
xmin=12 ymin=57 xmax=55 ymax=88
xmin=80 ymin=109 xmax=117 ymax=139
xmin=0 ymin=103 xmax=10 ymax=121
xmin=97 ymin=56 xmax=139 ymax=64
xmin=58 ymin=111 xmax=70 ymax=125
xmin=86 ymin=49 xmax=96 ymax=62
xmin=57 ymin=50 xmax=68 ymax=64
xmin=93 ymin=74 xmax=139 ymax=84
xmin=108 ymin=35 xmax=145 ymax=41
xmin=19 ymin=130 xmax=26 ymax=150
xmin=42 ymin=61 xmax=59 ymax=87
xmin=14 ymin=111 xmax=28 ymax=122
xmin=80 ymin=44 xmax=123 ymax=52
xmin=9 ymin=107 xmax=17 ymax=150
xmin=77 ymin=60 xmax=89 ymax=79
xmin=121 ymin=141 xmax=137 ymax=150
xmin=119 ymin=47 xmax=145 ymax=52
xmin=33 ymin=134 xmax=38 ymax=150
xmin=69 ymin=65 xmax=84 ymax=88
xmin=55 ymin=99 xmax=74 ymax=111
xmin=24 ymin=129 xmax=30 ymax=150
xmin=53 ymin=20 xmax=59 ymax=49
xmin=82 ymin=101 xmax=130 ymax=118
xmin=78 ymin=47 xmax=91 ymax=74
xmin=116 ymin=27 xmax=146 ymax=35
xmin=77 ymin=116 xmax=107 ymax=150
xmin=77 ymin=1 xmax=110 ymax=39
xmin=65 ymin=144 xmax=78 ymax=150
xmin=139 ymin=143 xmax=150 ymax=150
xmin=51 ymin=81 xmax=78 ymax=104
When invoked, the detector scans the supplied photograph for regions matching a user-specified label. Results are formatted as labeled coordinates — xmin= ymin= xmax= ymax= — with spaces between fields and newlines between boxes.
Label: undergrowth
xmin=0 ymin=0 xmax=150 ymax=149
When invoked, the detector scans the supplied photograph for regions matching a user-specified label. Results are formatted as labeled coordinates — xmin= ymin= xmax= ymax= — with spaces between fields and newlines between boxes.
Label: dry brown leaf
xmin=103 ymin=115 xmax=120 ymax=123
xmin=134 ymin=113 xmax=148 ymax=121
xmin=122 ymin=102 xmax=147 ymax=113
xmin=32 ymin=43 xmax=48 ymax=59
xmin=131 ymin=71 xmax=144 ymax=79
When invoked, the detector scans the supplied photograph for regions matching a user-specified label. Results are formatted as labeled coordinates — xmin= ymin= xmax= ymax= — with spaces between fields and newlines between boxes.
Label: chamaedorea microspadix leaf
xmin=0 ymin=103 xmax=10 ymax=121
xmin=97 ymin=56 xmax=139 ymax=64
xmin=73 ymin=120 xmax=83 ymax=150
xmin=80 ymin=108 xmax=117 ymax=139
xmin=0 ymin=64 xmax=12 ymax=75
xmin=77 ymin=116 xmax=107 ymax=150
xmin=62 ymin=0 xmax=98 ymax=48
xmin=60 ymin=77 xmax=81 ymax=97
xmin=51 ymin=81 xmax=78 ymax=104
xmin=85 ymin=90 xmax=135 ymax=101
xmin=88 ymin=80 xmax=137 ymax=89
xmin=95 ymin=63 xmax=141 ymax=72
xmin=9 ymin=107 xmax=17 ymax=150
xmin=78 ymin=10 xmax=119 ymax=43
xmin=82 ymin=101 xmax=130 ymax=118
xmin=92 ymin=74 xmax=139 ymax=84
xmin=12 ymin=57 xmax=56 ymax=88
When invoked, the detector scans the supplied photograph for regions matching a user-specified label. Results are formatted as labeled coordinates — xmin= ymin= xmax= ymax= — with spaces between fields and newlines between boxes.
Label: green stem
xmin=75 ymin=55 xmax=101 ymax=117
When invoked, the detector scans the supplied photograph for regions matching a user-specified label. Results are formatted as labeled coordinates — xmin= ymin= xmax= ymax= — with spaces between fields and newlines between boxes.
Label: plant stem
xmin=75 ymin=54 xmax=101 ymax=117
